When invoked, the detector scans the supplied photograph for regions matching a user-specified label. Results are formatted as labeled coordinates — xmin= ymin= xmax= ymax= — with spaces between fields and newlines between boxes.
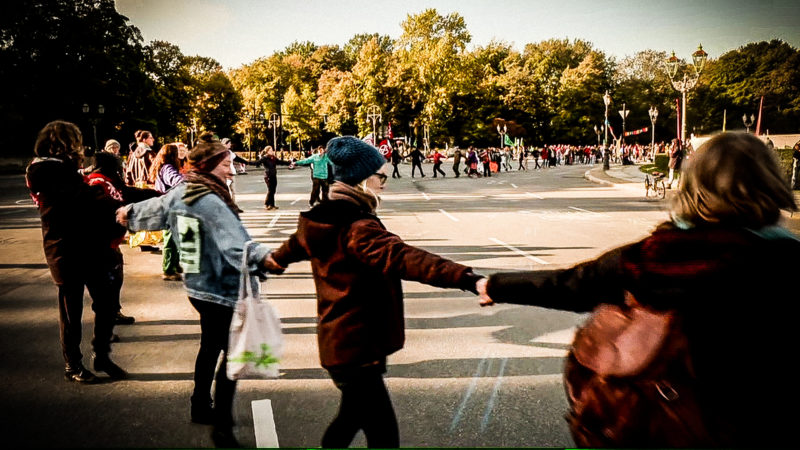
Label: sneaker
xmin=64 ymin=364 xmax=98 ymax=384
xmin=162 ymin=273 xmax=182 ymax=281
xmin=115 ymin=311 xmax=135 ymax=325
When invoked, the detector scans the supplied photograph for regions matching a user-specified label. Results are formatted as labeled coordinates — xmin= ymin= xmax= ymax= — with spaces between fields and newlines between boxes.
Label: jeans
xmin=310 ymin=178 xmax=329 ymax=206
xmin=189 ymin=298 xmax=237 ymax=426
xmin=162 ymin=228 xmax=180 ymax=275
xmin=264 ymin=177 xmax=278 ymax=207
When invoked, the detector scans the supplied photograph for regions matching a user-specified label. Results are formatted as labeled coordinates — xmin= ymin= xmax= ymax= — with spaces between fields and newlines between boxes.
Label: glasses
xmin=373 ymin=172 xmax=388 ymax=185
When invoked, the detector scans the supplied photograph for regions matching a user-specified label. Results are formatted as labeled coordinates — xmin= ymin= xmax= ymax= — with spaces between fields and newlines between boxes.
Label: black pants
xmin=391 ymin=163 xmax=401 ymax=178
xmin=310 ymin=178 xmax=329 ymax=206
xmin=411 ymin=162 xmax=424 ymax=177
xmin=57 ymin=251 xmax=121 ymax=367
xmin=483 ymin=162 xmax=491 ymax=177
xmin=452 ymin=163 xmax=460 ymax=177
xmin=433 ymin=162 xmax=445 ymax=177
xmin=189 ymin=298 xmax=237 ymax=426
xmin=322 ymin=361 xmax=399 ymax=448
xmin=264 ymin=176 xmax=277 ymax=207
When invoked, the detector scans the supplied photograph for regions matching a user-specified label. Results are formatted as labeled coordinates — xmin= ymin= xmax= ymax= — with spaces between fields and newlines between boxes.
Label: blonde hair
xmin=671 ymin=132 xmax=796 ymax=228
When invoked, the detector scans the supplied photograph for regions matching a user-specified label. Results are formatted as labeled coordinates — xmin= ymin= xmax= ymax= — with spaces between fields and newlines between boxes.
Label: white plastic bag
xmin=227 ymin=242 xmax=283 ymax=379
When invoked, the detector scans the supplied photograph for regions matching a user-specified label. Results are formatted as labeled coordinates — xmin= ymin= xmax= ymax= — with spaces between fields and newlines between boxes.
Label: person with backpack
xmin=476 ymin=132 xmax=799 ymax=447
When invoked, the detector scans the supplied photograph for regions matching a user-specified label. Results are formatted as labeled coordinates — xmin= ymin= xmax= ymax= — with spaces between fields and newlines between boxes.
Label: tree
xmin=1 ymin=0 xmax=152 ymax=154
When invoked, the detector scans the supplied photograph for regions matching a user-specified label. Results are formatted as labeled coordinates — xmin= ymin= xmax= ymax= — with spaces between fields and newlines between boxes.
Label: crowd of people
xmin=24 ymin=120 xmax=799 ymax=448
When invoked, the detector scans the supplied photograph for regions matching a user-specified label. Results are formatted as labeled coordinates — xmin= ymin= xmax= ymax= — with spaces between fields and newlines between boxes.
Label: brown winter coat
xmin=271 ymin=200 xmax=480 ymax=369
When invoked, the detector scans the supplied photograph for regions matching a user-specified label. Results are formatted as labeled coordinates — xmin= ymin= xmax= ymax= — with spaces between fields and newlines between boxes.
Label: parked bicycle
xmin=645 ymin=171 xmax=666 ymax=199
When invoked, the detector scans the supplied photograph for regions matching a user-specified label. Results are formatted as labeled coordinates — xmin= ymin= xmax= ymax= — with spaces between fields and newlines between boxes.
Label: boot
xmin=115 ymin=311 xmax=135 ymax=325
xmin=191 ymin=396 xmax=214 ymax=424
xmin=93 ymin=354 xmax=128 ymax=380
xmin=64 ymin=363 xmax=98 ymax=384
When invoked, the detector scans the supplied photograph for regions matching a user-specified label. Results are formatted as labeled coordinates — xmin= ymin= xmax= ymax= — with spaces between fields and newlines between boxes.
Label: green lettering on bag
xmin=230 ymin=343 xmax=280 ymax=368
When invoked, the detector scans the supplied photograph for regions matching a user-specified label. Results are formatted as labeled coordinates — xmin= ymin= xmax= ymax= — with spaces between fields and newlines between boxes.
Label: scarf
xmin=328 ymin=181 xmax=379 ymax=214
xmin=182 ymin=171 xmax=242 ymax=216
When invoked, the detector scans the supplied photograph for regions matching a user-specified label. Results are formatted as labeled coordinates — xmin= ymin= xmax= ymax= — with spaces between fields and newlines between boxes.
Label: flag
xmin=362 ymin=133 xmax=375 ymax=146
xmin=378 ymin=139 xmax=392 ymax=159
xmin=605 ymin=119 xmax=618 ymax=140
xmin=755 ymin=95 xmax=764 ymax=136
xmin=623 ymin=127 xmax=649 ymax=137
xmin=504 ymin=134 xmax=514 ymax=147
xmin=387 ymin=123 xmax=394 ymax=139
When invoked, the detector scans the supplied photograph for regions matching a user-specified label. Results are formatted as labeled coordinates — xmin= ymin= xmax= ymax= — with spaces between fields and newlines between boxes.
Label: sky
xmin=115 ymin=0 xmax=800 ymax=70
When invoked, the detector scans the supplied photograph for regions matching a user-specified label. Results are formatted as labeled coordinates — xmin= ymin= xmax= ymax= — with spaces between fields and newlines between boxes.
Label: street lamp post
xmin=366 ymin=105 xmax=381 ymax=145
xmin=82 ymin=103 xmax=104 ymax=152
xmin=496 ymin=124 xmax=507 ymax=148
xmin=268 ymin=113 xmax=281 ymax=152
xmin=742 ymin=114 xmax=755 ymax=133
xmin=648 ymin=106 xmax=659 ymax=157
xmin=423 ymin=124 xmax=430 ymax=152
xmin=602 ymin=91 xmax=611 ymax=170
xmin=665 ymin=44 xmax=708 ymax=144
xmin=619 ymin=103 xmax=629 ymax=146
xmin=593 ymin=124 xmax=601 ymax=147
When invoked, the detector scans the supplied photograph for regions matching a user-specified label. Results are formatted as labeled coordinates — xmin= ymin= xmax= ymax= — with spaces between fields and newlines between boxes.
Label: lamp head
xmin=692 ymin=44 xmax=708 ymax=74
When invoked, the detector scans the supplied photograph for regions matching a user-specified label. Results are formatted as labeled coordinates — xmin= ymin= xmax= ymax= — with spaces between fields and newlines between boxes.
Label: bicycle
xmin=644 ymin=171 xmax=666 ymax=199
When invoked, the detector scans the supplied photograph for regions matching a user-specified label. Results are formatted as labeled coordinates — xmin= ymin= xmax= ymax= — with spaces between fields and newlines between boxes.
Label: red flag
xmin=387 ymin=122 xmax=394 ymax=139
xmin=378 ymin=139 xmax=392 ymax=160
xmin=755 ymin=96 xmax=764 ymax=136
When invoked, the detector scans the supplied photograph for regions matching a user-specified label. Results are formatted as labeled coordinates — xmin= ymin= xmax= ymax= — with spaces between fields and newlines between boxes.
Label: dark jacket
xmin=409 ymin=149 xmax=424 ymax=164
xmin=272 ymin=200 xmax=480 ymax=369
xmin=26 ymin=157 xmax=123 ymax=284
xmin=486 ymin=222 xmax=800 ymax=446
xmin=255 ymin=155 xmax=291 ymax=180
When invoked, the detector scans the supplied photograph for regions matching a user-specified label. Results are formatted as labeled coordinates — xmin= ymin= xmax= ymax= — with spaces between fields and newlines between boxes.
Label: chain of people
xmin=24 ymin=118 xmax=800 ymax=447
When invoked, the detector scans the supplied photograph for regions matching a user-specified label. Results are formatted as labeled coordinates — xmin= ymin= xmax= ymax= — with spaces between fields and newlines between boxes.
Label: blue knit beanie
xmin=326 ymin=136 xmax=387 ymax=185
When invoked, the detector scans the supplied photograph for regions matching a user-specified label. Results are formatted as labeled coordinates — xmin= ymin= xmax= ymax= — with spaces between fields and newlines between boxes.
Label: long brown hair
xmin=672 ymin=132 xmax=797 ymax=228
xmin=150 ymin=143 xmax=180 ymax=182
xmin=33 ymin=121 xmax=84 ymax=164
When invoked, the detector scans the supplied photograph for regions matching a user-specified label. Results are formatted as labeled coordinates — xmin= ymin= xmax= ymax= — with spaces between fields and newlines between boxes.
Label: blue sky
xmin=115 ymin=0 xmax=800 ymax=70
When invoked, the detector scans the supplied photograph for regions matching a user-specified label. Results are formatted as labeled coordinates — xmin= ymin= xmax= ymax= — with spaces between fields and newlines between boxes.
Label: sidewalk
xmin=584 ymin=163 xmax=800 ymax=236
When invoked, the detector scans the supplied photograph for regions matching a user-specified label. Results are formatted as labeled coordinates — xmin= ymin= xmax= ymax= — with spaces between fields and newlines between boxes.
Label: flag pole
xmin=755 ymin=96 xmax=764 ymax=136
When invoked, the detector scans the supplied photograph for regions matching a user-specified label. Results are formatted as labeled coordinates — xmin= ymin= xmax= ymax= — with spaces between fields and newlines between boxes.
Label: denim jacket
xmin=125 ymin=184 xmax=271 ymax=308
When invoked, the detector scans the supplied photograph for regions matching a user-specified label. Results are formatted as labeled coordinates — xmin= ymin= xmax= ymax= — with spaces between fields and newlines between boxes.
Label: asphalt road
xmin=0 ymin=161 xmax=677 ymax=448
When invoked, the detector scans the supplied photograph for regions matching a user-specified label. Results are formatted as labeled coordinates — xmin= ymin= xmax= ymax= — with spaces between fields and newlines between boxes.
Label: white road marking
xmin=568 ymin=206 xmax=608 ymax=217
xmin=525 ymin=192 xmax=544 ymax=199
xmin=489 ymin=237 xmax=549 ymax=265
xmin=421 ymin=192 xmax=430 ymax=201
xmin=510 ymin=183 xmax=518 ymax=188
xmin=439 ymin=209 xmax=459 ymax=222
xmin=252 ymin=399 xmax=280 ymax=448
xmin=290 ymin=196 xmax=303 ymax=205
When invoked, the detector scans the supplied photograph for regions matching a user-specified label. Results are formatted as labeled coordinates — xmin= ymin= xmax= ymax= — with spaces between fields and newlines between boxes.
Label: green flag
xmin=504 ymin=134 xmax=514 ymax=147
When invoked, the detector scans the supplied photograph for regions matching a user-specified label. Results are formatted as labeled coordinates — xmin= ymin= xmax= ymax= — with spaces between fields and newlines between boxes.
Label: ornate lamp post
xmin=366 ymin=105 xmax=381 ymax=145
xmin=665 ymin=44 xmax=708 ymax=144
xmin=742 ymin=113 xmax=755 ymax=133
xmin=648 ymin=106 xmax=659 ymax=155
xmin=603 ymin=91 xmax=611 ymax=170
xmin=268 ymin=112 xmax=281 ymax=151
xmin=496 ymin=123 xmax=507 ymax=149
xmin=423 ymin=123 xmax=430 ymax=152
xmin=82 ymin=103 xmax=104 ymax=151
xmin=619 ymin=103 xmax=629 ymax=145
xmin=593 ymin=124 xmax=601 ymax=147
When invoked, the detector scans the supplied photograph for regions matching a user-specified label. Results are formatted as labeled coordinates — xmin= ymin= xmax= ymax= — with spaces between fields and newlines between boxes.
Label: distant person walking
xmin=255 ymin=146 xmax=292 ymax=210
xmin=432 ymin=149 xmax=447 ymax=178
xmin=295 ymin=146 xmax=332 ymax=207
xmin=452 ymin=148 xmax=462 ymax=177
xmin=125 ymin=130 xmax=156 ymax=186
xmin=409 ymin=147 xmax=425 ymax=178
xmin=390 ymin=148 xmax=405 ymax=179
xmin=667 ymin=139 xmax=684 ymax=189
xmin=792 ymin=141 xmax=800 ymax=189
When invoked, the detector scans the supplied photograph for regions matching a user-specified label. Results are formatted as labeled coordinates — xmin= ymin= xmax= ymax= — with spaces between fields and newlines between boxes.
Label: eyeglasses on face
xmin=373 ymin=172 xmax=388 ymax=185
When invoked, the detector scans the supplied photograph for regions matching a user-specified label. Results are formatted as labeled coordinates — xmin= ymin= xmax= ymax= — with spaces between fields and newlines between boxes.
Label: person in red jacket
xmin=432 ymin=149 xmax=447 ymax=178
xmin=264 ymin=136 xmax=483 ymax=448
